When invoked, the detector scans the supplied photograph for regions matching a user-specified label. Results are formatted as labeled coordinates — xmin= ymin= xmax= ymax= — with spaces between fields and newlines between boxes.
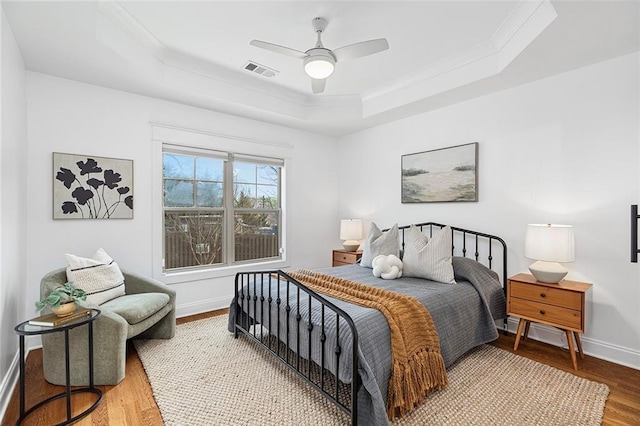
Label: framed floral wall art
xmin=53 ymin=152 xmax=134 ymax=219
xmin=401 ymin=142 xmax=478 ymax=203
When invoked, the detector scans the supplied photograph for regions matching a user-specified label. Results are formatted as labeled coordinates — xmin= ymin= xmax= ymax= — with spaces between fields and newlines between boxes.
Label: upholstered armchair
xmin=40 ymin=268 xmax=176 ymax=386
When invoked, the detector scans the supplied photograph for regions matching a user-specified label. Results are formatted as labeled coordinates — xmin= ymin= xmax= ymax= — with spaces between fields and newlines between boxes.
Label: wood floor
xmin=3 ymin=310 xmax=639 ymax=425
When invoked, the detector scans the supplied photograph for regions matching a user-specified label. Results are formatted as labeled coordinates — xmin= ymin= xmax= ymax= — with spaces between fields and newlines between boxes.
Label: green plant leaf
xmin=36 ymin=281 xmax=87 ymax=311
xmin=46 ymin=294 xmax=61 ymax=307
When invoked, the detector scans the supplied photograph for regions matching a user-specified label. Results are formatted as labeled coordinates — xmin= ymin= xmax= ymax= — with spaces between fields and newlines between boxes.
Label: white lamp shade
xmin=525 ymin=224 xmax=575 ymax=263
xmin=340 ymin=219 xmax=363 ymax=240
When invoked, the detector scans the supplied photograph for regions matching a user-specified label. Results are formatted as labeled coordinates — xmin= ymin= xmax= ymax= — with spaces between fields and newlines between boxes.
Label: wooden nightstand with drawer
xmin=507 ymin=273 xmax=592 ymax=370
xmin=332 ymin=250 xmax=362 ymax=267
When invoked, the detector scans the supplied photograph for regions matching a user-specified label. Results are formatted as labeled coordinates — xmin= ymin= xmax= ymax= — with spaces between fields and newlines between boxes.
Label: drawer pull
xmin=539 ymin=310 xmax=546 ymax=315
xmin=540 ymin=293 xmax=546 ymax=298
xmin=342 ymin=256 xmax=347 ymax=260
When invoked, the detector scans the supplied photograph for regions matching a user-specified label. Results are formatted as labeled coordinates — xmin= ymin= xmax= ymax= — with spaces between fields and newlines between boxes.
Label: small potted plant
xmin=36 ymin=281 xmax=87 ymax=317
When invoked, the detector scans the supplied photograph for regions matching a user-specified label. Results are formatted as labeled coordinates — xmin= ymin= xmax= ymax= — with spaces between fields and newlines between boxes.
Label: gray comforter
xmin=228 ymin=257 xmax=506 ymax=426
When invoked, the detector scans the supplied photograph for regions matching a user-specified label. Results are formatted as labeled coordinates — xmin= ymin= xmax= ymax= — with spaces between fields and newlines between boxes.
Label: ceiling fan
xmin=250 ymin=17 xmax=389 ymax=94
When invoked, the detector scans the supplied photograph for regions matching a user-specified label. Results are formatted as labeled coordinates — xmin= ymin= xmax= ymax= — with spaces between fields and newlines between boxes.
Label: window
xmin=162 ymin=145 xmax=282 ymax=272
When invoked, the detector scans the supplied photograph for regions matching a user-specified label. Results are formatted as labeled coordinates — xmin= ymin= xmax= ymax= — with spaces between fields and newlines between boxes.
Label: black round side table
xmin=14 ymin=309 xmax=103 ymax=425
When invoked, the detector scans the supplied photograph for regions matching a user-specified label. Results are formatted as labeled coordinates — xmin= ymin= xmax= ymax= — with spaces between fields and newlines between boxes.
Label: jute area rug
xmin=134 ymin=315 xmax=609 ymax=426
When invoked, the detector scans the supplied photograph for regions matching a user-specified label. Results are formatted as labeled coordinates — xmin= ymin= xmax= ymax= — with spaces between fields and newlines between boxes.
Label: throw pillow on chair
xmin=40 ymin=250 xmax=176 ymax=386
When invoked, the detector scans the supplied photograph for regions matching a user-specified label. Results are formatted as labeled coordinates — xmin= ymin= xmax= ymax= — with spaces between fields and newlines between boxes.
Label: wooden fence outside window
xmin=165 ymin=231 xmax=279 ymax=270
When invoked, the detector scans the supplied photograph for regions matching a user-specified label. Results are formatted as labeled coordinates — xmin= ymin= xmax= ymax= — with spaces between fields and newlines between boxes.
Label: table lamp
xmin=340 ymin=219 xmax=363 ymax=252
xmin=525 ymin=224 xmax=575 ymax=283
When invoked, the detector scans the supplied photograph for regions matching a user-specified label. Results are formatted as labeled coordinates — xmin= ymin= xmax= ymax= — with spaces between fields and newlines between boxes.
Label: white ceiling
xmin=3 ymin=1 xmax=639 ymax=137
xmin=119 ymin=1 xmax=516 ymax=96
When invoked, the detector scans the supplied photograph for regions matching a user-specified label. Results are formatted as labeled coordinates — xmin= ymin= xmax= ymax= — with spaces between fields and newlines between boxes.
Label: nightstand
xmin=332 ymin=249 xmax=362 ymax=267
xmin=507 ymin=273 xmax=592 ymax=370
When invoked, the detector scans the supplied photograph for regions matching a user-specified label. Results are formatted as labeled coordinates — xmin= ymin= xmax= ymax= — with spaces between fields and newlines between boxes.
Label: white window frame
xmin=151 ymin=123 xmax=291 ymax=284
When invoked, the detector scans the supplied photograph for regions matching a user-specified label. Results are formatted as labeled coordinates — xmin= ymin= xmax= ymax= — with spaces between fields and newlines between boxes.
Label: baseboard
xmin=175 ymin=296 xmax=231 ymax=319
xmin=0 ymin=351 xmax=20 ymax=423
xmin=506 ymin=317 xmax=640 ymax=370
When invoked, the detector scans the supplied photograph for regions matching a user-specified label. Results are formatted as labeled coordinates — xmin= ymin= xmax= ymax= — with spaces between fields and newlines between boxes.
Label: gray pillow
xmin=402 ymin=225 xmax=456 ymax=284
xmin=360 ymin=222 xmax=399 ymax=268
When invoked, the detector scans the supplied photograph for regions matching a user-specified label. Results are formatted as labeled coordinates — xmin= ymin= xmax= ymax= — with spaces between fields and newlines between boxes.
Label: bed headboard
xmin=386 ymin=222 xmax=508 ymax=289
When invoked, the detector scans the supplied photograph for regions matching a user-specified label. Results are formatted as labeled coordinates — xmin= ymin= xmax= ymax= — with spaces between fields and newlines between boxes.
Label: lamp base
xmin=342 ymin=240 xmax=360 ymax=252
xmin=528 ymin=261 xmax=568 ymax=284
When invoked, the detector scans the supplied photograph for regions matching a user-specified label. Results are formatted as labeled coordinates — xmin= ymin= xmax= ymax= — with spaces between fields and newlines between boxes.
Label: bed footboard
xmin=234 ymin=270 xmax=359 ymax=425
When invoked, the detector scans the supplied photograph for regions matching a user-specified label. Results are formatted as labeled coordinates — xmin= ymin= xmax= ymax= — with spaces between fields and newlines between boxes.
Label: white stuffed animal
xmin=372 ymin=254 xmax=403 ymax=280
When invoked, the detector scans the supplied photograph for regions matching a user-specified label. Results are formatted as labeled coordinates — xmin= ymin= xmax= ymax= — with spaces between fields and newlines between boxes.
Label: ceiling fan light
xmin=304 ymin=55 xmax=335 ymax=79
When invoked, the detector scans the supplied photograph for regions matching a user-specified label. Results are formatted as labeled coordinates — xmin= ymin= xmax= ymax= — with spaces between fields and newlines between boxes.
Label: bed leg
xmin=502 ymin=318 xmax=508 ymax=336
xmin=234 ymin=326 xmax=238 ymax=339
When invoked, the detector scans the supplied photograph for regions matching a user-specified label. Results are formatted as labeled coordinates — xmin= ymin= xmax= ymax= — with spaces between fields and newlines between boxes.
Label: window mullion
xmin=225 ymin=154 xmax=235 ymax=264
xmin=192 ymin=157 xmax=198 ymax=208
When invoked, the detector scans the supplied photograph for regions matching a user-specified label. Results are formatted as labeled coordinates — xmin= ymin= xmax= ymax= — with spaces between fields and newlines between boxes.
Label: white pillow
xmin=360 ymin=222 xmax=400 ymax=268
xmin=372 ymin=254 xmax=403 ymax=279
xmin=66 ymin=248 xmax=125 ymax=305
xmin=402 ymin=225 xmax=456 ymax=284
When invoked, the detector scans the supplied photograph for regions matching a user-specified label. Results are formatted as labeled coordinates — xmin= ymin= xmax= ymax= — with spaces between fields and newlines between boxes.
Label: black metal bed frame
xmin=233 ymin=222 xmax=508 ymax=426
xmin=394 ymin=222 xmax=508 ymax=300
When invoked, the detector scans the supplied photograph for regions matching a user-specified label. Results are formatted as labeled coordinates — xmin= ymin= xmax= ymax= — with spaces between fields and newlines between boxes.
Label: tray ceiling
xmin=3 ymin=1 xmax=639 ymax=136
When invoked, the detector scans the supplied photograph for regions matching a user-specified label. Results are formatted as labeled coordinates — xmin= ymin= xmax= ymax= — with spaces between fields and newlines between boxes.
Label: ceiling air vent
xmin=243 ymin=61 xmax=278 ymax=78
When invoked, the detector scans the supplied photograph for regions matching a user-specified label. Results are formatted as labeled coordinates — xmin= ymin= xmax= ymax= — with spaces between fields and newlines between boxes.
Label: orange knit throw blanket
xmin=286 ymin=269 xmax=448 ymax=419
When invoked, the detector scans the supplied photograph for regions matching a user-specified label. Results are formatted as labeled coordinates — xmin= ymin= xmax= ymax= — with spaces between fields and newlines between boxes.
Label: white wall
xmin=338 ymin=52 xmax=640 ymax=369
xmin=4 ymin=28 xmax=638 ymax=418
xmin=25 ymin=72 xmax=340 ymax=321
xmin=0 ymin=8 xmax=28 ymax=417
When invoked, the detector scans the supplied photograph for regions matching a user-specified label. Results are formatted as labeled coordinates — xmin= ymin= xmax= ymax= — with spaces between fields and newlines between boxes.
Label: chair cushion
xmin=100 ymin=293 xmax=170 ymax=325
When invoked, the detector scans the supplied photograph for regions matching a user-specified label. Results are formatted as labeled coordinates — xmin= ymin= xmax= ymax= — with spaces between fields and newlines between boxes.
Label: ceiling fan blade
xmin=311 ymin=78 xmax=326 ymax=94
xmin=332 ymin=38 xmax=389 ymax=62
xmin=250 ymin=40 xmax=307 ymax=59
